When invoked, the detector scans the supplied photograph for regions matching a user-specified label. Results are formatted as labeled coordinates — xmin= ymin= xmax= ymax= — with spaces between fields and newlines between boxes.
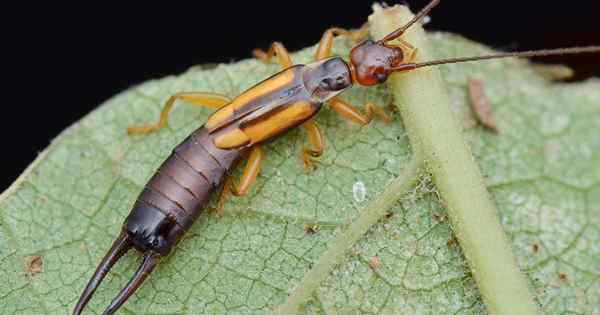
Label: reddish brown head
xmin=347 ymin=0 xmax=600 ymax=87
xmin=349 ymin=40 xmax=404 ymax=86
xmin=348 ymin=0 xmax=440 ymax=86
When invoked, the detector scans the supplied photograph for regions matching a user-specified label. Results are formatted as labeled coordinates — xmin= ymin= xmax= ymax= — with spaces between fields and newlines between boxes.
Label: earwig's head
xmin=303 ymin=57 xmax=353 ymax=102
xmin=349 ymin=40 xmax=404 ymax=86
xmin=348 ymin=0 xmax=441 ymax=86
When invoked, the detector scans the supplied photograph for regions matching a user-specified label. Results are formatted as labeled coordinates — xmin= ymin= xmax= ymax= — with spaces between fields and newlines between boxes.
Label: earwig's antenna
xmin=377 ymin=0 xmax=600 ymax=73
xmin=390 ymin=46 xmax=600 ymax=72
xmin=379 ymin=0 xmax=440 ymax=43
xmin=73 ymin=231 xmax=132 ymax=315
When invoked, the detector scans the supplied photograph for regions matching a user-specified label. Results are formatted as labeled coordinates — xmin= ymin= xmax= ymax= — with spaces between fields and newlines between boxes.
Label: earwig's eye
xmin=375 ymin=72 xmax=388 ymax=83
xmin=318 ymin=75 xmax=350 ymax=92
xmin=319 ymin=79 xmax=330 ymax=90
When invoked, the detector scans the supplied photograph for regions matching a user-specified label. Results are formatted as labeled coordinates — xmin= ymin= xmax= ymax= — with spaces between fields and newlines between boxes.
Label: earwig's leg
xmin=329 ymin=97 xmax=392 ymax=125
xmin=230 ymin=146 xmax=264 ymax=196
xmin=300 ymin=119 xmax=324 ymax=173
xmin=315 ymin=24 xmax=369 ymax=60
xmin=397 ymin=38 xmax=419 ymax=63
xmin=216 ymin=178 xmax=233 ymax=217
xmin=397 ymin=38 xmax=415 ymax=50
xmin=127 ymin=92 xmax=231 ymax=135
xmin=217 ymin=146 xmax=264 ymax=215
xmin=252 ymin=42 xmax=293 ymax=69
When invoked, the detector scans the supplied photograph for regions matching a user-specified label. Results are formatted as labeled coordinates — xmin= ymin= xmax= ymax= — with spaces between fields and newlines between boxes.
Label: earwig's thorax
xmin=302 ymin=57 xmax=353 ymax=102
xmin=349 ymin=40 xmax=404 ymax=86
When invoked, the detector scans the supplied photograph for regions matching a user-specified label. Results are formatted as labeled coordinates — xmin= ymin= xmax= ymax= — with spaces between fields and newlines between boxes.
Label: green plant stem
xmin=369 ymin=4 xmax=538 ymax=315
xmin=274 ymin=157 xmax=423 ymax=315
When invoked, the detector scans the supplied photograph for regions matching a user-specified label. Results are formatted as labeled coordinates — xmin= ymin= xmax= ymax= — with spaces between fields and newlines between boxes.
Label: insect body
xmin=74 ymin=1 xmax=600 ymax=314
xmin=73 ymin=58 xmax=355 ymax=315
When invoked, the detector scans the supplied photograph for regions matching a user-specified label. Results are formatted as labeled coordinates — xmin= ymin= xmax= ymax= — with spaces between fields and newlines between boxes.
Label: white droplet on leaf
xmin=353 ymin=181 xmax=367 ymax=202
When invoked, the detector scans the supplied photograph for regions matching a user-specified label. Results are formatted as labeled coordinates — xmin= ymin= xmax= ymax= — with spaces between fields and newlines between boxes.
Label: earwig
xmin=74 ymin=1 xmax=600 ymax=313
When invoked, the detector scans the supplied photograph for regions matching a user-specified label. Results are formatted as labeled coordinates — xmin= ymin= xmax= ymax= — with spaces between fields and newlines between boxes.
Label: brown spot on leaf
xmin=37 ymin=195 xmax=48 ymax=205
xmin=25 ymin=255 xmax=43 ymax=278
xmin=467 ymin=78 xmax=499 ymax=132
xmin=432 ymin=213 xmax=447 ymax=222
xmin=447 ymin=237 xmax=457 ymax=248
xmin=559 ymin=272 xmax=568 ymax=283
xmin=370 ymin=255 xmax=380 ymax=269
xmin=532 ymin=243 xmax=539 ymax=253
xmin=304 ymin=224 xmax=319 ymax=235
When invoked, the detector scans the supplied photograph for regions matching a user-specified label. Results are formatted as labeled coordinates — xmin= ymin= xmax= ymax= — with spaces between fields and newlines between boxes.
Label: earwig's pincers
xmin=73 ymin=206 xmax=177 ymax=315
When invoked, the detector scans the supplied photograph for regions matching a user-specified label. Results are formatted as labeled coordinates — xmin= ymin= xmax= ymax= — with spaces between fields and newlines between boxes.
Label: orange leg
xmin=127 ymin=92 xmax=231 ymax=135
xmin=329 ymin=97 xmax=391 ymax=125
xmin=252 ymin=42 xmax=293 ymax=69
xmin=315 ymin=24 xmax=369 ymax=60
xmin=397 ymin=38 xmax=419 ymax=62
xmin=217 ymin=146 xmax=264 ymax=215
xmin=300 ymin=119 xmax=324 ymax=173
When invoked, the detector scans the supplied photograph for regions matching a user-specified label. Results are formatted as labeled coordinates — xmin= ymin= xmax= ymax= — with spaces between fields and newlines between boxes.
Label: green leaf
xmin=1 ymin=28 xmax=599 ymax=314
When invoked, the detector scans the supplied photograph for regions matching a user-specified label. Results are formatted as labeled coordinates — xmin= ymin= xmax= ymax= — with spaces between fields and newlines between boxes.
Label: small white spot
xmin=353 ymin=181 xmax=367 ymax=203
xmin=422 ymin=15 xmax=432 ymax=25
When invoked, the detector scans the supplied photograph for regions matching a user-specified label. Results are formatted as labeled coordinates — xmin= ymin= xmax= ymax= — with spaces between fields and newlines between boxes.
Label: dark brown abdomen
xmin=126 ymin=126 xmax=248 ymax=252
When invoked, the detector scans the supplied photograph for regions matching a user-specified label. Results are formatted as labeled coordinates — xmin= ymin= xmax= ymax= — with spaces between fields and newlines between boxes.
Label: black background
xmin=3 ymin=1 xmax=600 ymax=190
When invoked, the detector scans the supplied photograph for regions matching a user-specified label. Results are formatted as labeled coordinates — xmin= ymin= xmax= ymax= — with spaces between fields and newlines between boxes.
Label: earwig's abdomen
xmin=125 ymin=127 xmax=248 ymax=255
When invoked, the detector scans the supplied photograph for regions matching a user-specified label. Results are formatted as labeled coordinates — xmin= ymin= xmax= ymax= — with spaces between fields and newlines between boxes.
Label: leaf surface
xmin=1 ymin=33 xmax=599 ymax=314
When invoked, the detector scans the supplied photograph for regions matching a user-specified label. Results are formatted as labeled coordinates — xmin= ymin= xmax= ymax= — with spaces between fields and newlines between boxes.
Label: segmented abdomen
xmin=133 ymin=127 xmax=247 ymax=232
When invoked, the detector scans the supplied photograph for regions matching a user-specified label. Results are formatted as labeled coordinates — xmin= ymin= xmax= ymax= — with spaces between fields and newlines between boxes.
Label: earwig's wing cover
xmin=206 ymin=65 xmax=306 ymax=133
xmin=1 ymin=32 xmax=600 ymax=315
